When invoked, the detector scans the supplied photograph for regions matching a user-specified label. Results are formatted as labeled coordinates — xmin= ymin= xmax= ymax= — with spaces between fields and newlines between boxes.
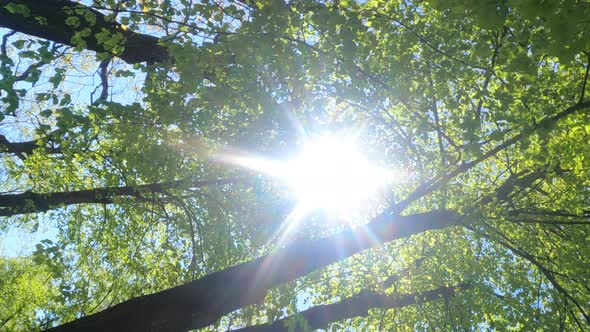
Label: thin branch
xmin=580 ymin=52 xmax=590 ymax=103
xmin=509 ymin=209 xmax=590 ymax=219
xmin=367 ymin=10 xmax=490 ymax=72
xmin=13 ymin=43 xmax=65 ymax=82
xmin=475 ymin=29 xmax=506 ymax=120
xmin=396 ymin=100 xmax=590 ymax=211
xmin=91 ymin=58 xmax=111 ymax=105
xmin=479 ymin=166 xmax=548 ymax=205
xmin=473 ymin=224 xmax=590 ymax=326
xmin=169 ymin=194 xmax=208 ymax=275
xmin=505 ymin=218 xmax=590 ymax=226
xmin=0 ymin=30 xmax=17 ymax=63
xmin=428 ymin=73 xmax=447 ymax=179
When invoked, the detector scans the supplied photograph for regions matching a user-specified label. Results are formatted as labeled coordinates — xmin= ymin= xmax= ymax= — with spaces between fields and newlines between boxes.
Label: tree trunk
xmin=0 ymin=178 xmax=237 ymax=216
xmin=0 ymin=0 xmax=169 ymax=64
xmin=44 ymin=210 xmax=460 ymax=332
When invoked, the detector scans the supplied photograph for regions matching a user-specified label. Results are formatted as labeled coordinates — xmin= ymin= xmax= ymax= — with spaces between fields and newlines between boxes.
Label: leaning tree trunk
xmin=45 ymin=211 xmax=460 ymax=332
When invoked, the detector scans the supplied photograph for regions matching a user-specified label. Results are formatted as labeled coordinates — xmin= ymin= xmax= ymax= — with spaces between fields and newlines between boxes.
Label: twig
xmin=91 ymin=58 xmax=111 ymax=105
xmin=579 ymin=52 xmax=590 ymax=103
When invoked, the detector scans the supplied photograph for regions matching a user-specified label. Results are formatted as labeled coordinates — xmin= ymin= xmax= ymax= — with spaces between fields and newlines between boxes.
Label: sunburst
xmin=221 ymin=131 xmax=398 ymax=240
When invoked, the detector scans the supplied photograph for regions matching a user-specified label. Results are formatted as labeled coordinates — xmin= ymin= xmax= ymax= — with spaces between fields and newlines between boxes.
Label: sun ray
xmin=218 ymin=131 xmax=400 ymax=242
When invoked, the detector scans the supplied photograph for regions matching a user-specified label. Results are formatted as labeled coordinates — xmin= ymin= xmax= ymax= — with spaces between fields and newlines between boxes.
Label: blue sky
xmin=0 ymin=27 xmax=145 ymax=257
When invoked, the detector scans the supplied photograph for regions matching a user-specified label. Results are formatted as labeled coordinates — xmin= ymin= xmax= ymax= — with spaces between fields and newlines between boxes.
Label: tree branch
xmin=234 ymin=284 xmax=470 ymax=332
xmin=0 ymin=0 xmax=169 ymax=64
xmin=396 ymin=100 xmax=590 ymax=210
xmin=91 ymin=58 xmax=110 ymax=105
xmin=580 ymin=51 xmax=590 ymax=103
xmin=0 ymin=178 xmax=240 ymax=217
xmin=44 ymin=210 xmax=460 ymax=332
xmin=0 ymin=133 xmax=62 ymax=159
xmin=477 ymin=225 xmax=590 ymax=325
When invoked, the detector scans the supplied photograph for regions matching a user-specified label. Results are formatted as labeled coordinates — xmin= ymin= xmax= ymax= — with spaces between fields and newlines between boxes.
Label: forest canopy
xmin=0 ymin=0 xmax=589 ymax=331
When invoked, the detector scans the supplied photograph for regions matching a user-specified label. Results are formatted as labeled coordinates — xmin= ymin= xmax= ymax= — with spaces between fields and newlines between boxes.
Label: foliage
xmin=0 ymin=256 xmax=58 ymax=330
xmin=0 ymin=0 xmax=589 ymax=331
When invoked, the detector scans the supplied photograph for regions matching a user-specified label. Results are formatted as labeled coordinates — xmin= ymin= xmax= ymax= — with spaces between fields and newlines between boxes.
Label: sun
xmin=223 ymin=132 xmax=396 ymax=222
xmin=282 ymin=134 xmax=393 ymax=219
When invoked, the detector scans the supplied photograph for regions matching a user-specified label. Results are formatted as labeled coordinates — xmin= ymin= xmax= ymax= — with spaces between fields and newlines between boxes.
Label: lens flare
xmin=222 ymin=132 xmax=397 ymax=226
xmin=283 ymin=134 xmax=394 ymax=220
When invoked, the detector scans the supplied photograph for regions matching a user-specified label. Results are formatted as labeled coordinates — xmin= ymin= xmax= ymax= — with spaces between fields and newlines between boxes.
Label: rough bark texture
xmin=235 ymin=284 xmax=470 ymax=332
xmin=0 ymin=178 xmax=237 ymax=216
xmin=0 ymin=0 xmax=169 ymax=64
xmin=44 ymin=210 xmax=460 ymax=332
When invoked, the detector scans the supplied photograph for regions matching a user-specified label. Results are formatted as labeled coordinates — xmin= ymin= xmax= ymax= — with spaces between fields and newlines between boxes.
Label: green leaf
xmin=4 ymin=2 xmax=31 ymax=17
xmin=65 ymin=16 xmax=80 ymax=28
xmin=12 ymin=39 xmax=25 ymax=49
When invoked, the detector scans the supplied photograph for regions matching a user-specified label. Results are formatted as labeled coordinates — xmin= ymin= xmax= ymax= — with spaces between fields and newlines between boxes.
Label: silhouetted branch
xmin=234 ymin=284 xmax=470 ymax=332
xmin=0 ymin=178 xmax=240 ymax=216
xmin=0 ymin=0 xmax=169 ymax=64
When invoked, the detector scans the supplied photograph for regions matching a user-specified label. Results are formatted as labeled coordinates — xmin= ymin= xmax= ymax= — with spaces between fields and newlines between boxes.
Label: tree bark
xmin=234 ymin=284 xmax=470 ymax=332
xmin=44 ymin=210 xmax=460 ymax=332
xmin=0 ymin=133 xmax=61 ymax=158
xmin=0 ymin=178 xmax=237 ymax=216
xmin=0 ymin=0 xmax=169 ymax=64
